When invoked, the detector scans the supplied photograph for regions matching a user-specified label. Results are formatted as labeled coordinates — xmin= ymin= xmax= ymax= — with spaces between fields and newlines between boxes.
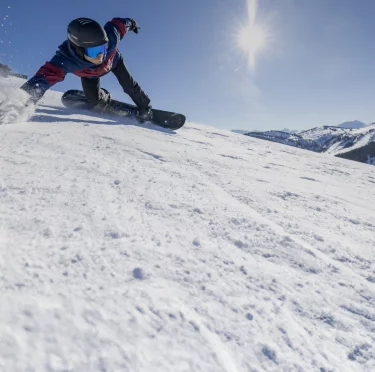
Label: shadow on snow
xmin=31 ymin=105 xmax=177 ymax=135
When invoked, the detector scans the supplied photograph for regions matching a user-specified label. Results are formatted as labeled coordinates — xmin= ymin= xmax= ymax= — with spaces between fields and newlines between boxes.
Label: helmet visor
xmin=84 ymin=43 xmax=107 ymax=58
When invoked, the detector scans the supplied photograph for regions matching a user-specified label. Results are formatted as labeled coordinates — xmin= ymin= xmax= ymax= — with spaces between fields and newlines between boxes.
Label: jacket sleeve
xmin=104 ymin=18 xmax=132 ymax=46
xmin=21 ymin=53 xmax=71 ymax=103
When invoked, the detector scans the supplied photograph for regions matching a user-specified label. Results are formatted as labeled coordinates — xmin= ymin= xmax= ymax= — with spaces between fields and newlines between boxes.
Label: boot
xmin=92 ymin=88 xmax=111 ymax=112
xmin=129 ymin=88 xmax=152 ymax=121
xmin=137 ymin=105 xmax=153 ymax=122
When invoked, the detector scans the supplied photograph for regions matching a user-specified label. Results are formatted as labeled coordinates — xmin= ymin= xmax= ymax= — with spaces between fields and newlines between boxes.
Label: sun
xmin=235 ymin=0 xmax=271 ymax=70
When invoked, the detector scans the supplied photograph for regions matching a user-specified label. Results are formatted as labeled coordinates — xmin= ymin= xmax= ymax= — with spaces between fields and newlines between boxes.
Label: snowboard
xmin=61 ymin=90 xmax=186 ymax=130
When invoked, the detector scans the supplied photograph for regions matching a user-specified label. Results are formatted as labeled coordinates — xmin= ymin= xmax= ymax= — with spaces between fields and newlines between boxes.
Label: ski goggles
xmin=84 ymin=43 xmax=107 ymax=58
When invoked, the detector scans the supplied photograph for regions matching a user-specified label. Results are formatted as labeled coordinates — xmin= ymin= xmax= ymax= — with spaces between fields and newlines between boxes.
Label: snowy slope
xmin=1 ymin=77 xmax=375 ymax=372
xmin=333 ymin=125 xmax=375 ymax=154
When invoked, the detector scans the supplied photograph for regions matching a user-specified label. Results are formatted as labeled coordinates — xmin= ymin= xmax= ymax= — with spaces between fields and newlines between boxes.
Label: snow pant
xmin=81 ymin=55 xmax=151 ymax=109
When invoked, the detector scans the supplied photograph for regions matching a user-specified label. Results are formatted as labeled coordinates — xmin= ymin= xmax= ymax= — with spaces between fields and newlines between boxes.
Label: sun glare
xmin=235 ymin=0 xmax=271 ymax=70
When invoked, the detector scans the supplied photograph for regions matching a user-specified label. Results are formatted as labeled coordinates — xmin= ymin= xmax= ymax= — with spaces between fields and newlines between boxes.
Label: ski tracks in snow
xmin=2 ymin=97 xmax=375 ymax=371
xmin=178 ymin=126 xmax=375 ymax=370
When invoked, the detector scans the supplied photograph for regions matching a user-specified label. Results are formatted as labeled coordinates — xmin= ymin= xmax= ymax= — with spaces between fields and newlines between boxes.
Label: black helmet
xmin=68 ymin=18 xmax=108 ymax=48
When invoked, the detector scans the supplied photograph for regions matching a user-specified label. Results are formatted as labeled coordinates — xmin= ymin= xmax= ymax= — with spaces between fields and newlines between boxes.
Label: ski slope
xmin=1 ymin=78 xmax=375 ymax=372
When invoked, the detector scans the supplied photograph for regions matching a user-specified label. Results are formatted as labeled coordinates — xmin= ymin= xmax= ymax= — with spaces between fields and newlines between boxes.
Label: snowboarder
xmin=21 ymin=17 xmax=153 ymax=121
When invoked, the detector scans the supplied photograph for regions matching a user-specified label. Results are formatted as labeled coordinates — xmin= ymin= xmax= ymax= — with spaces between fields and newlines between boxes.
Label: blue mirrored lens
xmin=84 ymin=43 xmax=107 ymax=58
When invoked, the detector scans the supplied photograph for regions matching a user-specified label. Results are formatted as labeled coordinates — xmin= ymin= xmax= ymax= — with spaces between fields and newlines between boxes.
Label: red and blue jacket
xmin=21 ymin=18 xmax=131 ymax=103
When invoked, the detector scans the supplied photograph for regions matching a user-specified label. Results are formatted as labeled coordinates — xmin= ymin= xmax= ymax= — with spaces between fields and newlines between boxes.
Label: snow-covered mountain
xmin=232 ymin=128 xmax=297 ymax=135
xmin=280 ymin=128 xmax=299 ymax=133
xmin=245 ymin=124 xmax=375 ymax=166
xmin=337 ymin=120 xmax=366 ymax=129
xmin=231 ymin=129 xmax=254 ymax=134
xmin=1 ymin=77 xmax=375 ymax=372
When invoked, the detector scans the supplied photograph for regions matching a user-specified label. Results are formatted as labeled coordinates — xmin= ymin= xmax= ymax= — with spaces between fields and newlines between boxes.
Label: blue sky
xmin=1 ymin=0 xmax=375 ymax=130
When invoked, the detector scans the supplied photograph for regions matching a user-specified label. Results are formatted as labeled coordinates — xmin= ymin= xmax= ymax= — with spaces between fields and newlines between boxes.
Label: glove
xmin=126 ymin=18 xmax=140 ymax=34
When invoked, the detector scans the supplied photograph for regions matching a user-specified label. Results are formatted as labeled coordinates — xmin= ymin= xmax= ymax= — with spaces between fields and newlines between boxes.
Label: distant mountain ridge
xmin=243 ymin=121 xmax=375 ymax=166
xmin=337 ymin=120 xmax=366 ymax=129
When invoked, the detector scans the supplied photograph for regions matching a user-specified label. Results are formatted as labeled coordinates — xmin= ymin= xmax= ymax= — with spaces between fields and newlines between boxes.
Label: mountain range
xmin=242 ymin=121 xmax=375 ymax=166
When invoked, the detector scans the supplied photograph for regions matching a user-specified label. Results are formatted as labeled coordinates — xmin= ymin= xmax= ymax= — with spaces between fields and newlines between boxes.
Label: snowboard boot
xmin=137 ymin=105 xmax=153 ymax=122
xmin=129 ymin=89 xmax=153 ymax=122
xmin=92 ymin=88 xmax=112 ymax=113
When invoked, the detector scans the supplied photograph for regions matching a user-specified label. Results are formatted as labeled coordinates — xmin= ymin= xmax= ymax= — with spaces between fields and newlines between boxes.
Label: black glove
xmin=126 ymin=18 xmax=139 ymax=34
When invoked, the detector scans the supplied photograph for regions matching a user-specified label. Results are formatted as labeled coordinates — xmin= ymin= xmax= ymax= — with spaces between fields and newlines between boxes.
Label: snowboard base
xmin=61 ymin=90 xmax=186 ymax=130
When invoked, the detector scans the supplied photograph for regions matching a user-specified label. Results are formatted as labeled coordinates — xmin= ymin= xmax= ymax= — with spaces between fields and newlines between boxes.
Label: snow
xmin=0 ymin=77 xmax=35 ymax=124
xmin=335 ymin=129 xmax=375 ymax=155
xmin=1 ymin=77 xmax=375 ymax=372
xmin=246 ymin=124 xmax=375 ymax=161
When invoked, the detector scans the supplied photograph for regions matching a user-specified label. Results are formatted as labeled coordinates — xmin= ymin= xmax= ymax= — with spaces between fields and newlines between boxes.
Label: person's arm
xmin=20 ymin=51 xmax=72 ymax=104
xmin=105 ymin=18 xmax=139 ymax=46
